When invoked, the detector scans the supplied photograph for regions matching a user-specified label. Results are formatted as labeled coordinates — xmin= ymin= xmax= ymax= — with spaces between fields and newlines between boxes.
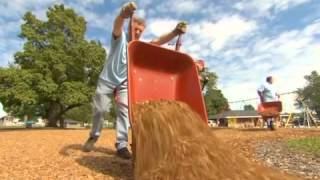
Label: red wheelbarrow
xmin=127 ymin=17 xmax=208 ymax=160
xmin=127 ymin=15 xmax=207 ymax=125
xmin=257 ymin=101 xmax=282 ymax=130
xmin=127 ymin=41 xmax=208 ymax=125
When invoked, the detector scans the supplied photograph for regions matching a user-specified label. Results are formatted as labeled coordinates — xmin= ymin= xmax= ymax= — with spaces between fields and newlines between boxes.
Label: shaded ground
xmin=0 ymin=128 xmax=319 ymax=179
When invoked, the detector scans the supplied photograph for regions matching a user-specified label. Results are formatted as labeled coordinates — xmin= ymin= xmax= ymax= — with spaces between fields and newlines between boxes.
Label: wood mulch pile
xmin=0 ymin=127 xmax=319 ymax=179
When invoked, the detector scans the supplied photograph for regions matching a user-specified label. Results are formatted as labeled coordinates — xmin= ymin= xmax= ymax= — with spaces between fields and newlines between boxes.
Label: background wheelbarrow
xmin=257 ymin=101 xmax=282 ymax=130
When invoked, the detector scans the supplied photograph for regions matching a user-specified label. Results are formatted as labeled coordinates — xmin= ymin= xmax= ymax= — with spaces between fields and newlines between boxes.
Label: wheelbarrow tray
xmin=127 ymin=41 xmax=208 ymax=125
xmin=257 ymin=101 xmax=282 ymax=117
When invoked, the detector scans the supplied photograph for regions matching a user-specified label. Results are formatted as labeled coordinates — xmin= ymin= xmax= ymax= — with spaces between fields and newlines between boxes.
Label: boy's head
xmin=266 ymin=76 xmax=274 ymax=84
xmin=130 ymin=16 xmax=146 ymax=40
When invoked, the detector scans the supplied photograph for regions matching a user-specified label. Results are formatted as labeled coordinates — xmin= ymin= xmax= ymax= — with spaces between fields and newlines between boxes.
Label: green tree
xmin=199 ymin=67 xmax=217 ymax=90
xmin=63 ymin=103 xmax=92 ymax=124
xmin=200 ymin=68 xmax=229 ymax=116
xmin=244 ymin=104 xmax=255 ymax=111
xmin=64 ymin=96 xmax=117 ymax=127
xmin=297 ymin=71 xmax=320 ymax=119
xmin=0 ymin=4 xmax=106 ymax=127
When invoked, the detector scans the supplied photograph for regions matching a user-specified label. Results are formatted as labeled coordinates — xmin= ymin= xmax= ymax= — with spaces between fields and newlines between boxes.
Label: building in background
xmin=209 ymin=110 xmax=290 ymax=128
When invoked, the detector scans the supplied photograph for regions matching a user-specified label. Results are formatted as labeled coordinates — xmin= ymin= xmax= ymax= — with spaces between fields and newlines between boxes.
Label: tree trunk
xmin=46 ymin=103 xmax=82 ymax=128
xmin=46 ymin=103 xmax=61 ymax=127
xmin=316 ymin=110 xmax=320 ymax=121
xmin=59 ymin=118 xmax=65 ymax=128
xmin=47 ymin=118 xmax=58 ymax=127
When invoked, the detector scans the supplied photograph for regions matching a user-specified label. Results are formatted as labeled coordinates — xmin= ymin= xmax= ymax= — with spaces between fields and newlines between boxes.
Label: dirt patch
xmin=133 ymin=100 xmax=299 ymax=180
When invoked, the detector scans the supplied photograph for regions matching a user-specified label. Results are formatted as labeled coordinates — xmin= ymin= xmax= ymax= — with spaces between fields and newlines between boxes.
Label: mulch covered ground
xmin=0 ymin=129 xmax=133 ymax=180
xmin=0 ymin=128 xmax=319 ymax=179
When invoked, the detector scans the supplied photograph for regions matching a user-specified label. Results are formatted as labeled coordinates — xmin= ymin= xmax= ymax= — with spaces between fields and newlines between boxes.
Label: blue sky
xmin=0 ymin=0 xmax=320 ymax=113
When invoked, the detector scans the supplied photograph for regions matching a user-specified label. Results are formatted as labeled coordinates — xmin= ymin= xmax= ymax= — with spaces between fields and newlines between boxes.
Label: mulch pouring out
xmin=133 ymin=100 xmax=299 ymax=180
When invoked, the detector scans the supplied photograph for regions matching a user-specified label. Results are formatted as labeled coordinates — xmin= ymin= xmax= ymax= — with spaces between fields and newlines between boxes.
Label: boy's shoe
xmin=83 ymin=136 xmax=98 ymax=152
xmin=269 ymin=121 xmax=275 ymax=131
xmin=116 ymin=147 xmax=132 ymax=159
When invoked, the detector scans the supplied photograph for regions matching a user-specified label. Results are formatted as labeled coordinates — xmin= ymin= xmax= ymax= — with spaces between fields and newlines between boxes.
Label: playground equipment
xmin=284 ymin=101 xmax=318 ymax=128
xmin=257 ymin=101 xmax=282 ymax=130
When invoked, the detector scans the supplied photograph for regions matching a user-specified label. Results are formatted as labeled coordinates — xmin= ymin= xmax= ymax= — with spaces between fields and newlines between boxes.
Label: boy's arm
xmin=112 ymin=2 xmax=137 ymax=39
xmin=257 ymin=91 xmax=264 ymax=103
xmin=150 ymin=21 xmax=187 ymax=45
xmin=112 ymin=15 xmax=126 ymax=39
xmin=257 ymin=85 xmax=265 ymax=103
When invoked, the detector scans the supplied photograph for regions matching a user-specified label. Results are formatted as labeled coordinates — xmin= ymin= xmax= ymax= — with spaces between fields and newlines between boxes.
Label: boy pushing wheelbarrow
xmin=82 ymin=1 xmax=188 ymax=159
xmin=257 ymin=76 xmax=282 ymax=130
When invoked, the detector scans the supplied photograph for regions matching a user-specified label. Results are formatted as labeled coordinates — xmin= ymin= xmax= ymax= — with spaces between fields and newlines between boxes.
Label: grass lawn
xmin=285 ymin=136 xmax=320 ymax=156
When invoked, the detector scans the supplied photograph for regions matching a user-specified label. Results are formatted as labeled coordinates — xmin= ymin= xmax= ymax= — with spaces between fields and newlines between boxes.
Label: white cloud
xmin=0 ymin=0 xmax=106 ymax=21
xmin=182 ymin=15 xmax=257 ymax=57
xmin=0 ymin=49 xmax=16 ymax=67
xmin=144 ymin=15 xmax=257 ymax=70
xmin=154 ymin=0 xmax=204 ymax=15
xmin=172 ymin=0 xmax=202 ymax=14
xmin=137 ymin=0 xmax=154 ymax=8
xmin=0 ymin=0 xmax=112 ymax=67
xmin=234 ymin=0 xmax=311 ymax=17
xmin=146 ymin=18 xmax=178 ymax=37
xmin=303 ymin=19 xmax=320 ymax=35
xmin=0 ymin=20 xmax=22 ymax=38
xmin=74 ymin=0 xmax=104 ymax=6
xmin=65 ymin=2 xmax=115 ymax=30
xmin=0 ymin=38 xmax=23 ymax=67
xmin=216 ymin=20 xmax=320 ymax=112
xmin=194 ymin=15 xmax=256 ymax=50
xmin=0 ymin=0 xmax=61 ymax=19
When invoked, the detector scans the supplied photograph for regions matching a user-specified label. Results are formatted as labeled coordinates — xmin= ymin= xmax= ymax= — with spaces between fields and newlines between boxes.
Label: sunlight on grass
xmin=285 ymin=136 xmax=320 ymax=155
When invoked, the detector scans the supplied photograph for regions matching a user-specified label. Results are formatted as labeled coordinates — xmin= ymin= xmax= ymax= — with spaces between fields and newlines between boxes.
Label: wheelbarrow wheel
xmin=269 ymin=121 xmax=275 ymax=131
xmin=263 ymin=117 xmax=276 ymax=131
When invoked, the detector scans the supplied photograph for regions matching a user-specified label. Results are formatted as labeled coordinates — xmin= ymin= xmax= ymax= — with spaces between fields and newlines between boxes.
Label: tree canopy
xmin=244 ymin=104 xmax=255 ymax=111
xmin=0 ymin=4 xmax=106 ymax=127
xmin=200 ymin=68 xmax=229 ymax=117
xmin=297 ymin=71 xmax=320 ymax=119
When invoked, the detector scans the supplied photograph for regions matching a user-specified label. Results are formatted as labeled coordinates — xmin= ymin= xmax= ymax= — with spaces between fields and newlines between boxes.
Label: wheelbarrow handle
xmin=129 ymin=14 xmax=135 ymax=42
xmin=130 ymin=14 xmax=183 ymax=50
xmin=175 ymin=34 xmax=182 ymax=51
